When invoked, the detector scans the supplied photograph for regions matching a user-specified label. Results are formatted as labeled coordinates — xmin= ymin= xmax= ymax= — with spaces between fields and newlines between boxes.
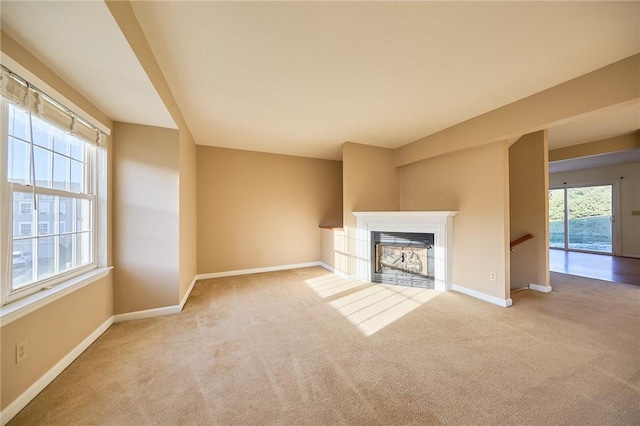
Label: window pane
xmin=76 ymin=199 xmax=91 ymax=232
xmin=8 ymin=104 xmax=29 ymax=140
xmin=13 ymin=192 xmax=34 ymax=237
xmin=53 ymin=153 xmax=70 ymax=190
xmin=60 ymin=197 xmax=74 ymax=232
xmin=38 ymin=195 xmax=54 ymax=237
xmin=33 ymin=145 xmax=52 ymax=188
xmin=70 ymin=136 xmax=84 ymax=161
xmin=549 ymin=189 xmax=565 ymax=249
xmin=33 ymin=116 xmax=52 ymax=149
xmin=59 ymin=234 xmax=73 ymax=272
xmin=37 ymin=195 xmax=51 ymax=215
xmin=37 ymin=236 xmax=56 ymax=280
xmin=53 ymin=128 xmax=70 ymax=156
xmin=8 ymin=137 xmax=30 ymax=185
xmin=567 ymin=185 xmax=612 ymax=253
xmin=70 ymin=160 xmax=84 ymax=193
xmin=12 ymin=238 xmax=35 ymax=289
xmin=76 ymin=232 xmax=92 ymax=267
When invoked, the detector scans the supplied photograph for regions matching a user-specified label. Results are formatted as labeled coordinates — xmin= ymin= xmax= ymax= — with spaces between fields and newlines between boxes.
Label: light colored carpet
xmin=9 ymin=268 xmax=640 ymax=425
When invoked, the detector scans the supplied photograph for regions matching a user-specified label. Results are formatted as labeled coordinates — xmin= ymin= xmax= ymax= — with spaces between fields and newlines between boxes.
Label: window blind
xmin=1 ymin=65 xmax=106 ymax=148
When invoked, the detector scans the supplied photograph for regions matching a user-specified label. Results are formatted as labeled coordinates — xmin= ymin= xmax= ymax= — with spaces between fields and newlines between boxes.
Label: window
xmin=1 ymin=66 xmax=107 ymax=304
xmin=38 ymin=222 xmax=49 ymax=235
xmin=19 ymin=222 xmax=32 ymax=236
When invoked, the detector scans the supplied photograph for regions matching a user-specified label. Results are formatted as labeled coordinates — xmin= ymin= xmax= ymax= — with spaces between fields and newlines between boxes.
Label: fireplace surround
xmin=353 ymin=211 xmax=457 ymax=291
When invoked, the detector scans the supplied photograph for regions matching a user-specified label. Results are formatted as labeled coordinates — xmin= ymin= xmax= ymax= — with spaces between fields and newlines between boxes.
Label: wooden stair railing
xmin=510 ymin=233 xmax=534 ymax=251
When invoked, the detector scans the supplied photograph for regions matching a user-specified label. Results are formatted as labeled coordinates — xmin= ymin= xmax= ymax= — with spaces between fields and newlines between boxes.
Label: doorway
xmin=549 ymin=183 xmax=617 ymax=254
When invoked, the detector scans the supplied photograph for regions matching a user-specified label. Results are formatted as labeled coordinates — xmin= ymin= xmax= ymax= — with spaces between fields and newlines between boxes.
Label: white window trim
xmin=0 ymin=266 xmax=112 ymax=326
xmin=19 ymin=201 xmax=31 ymax=214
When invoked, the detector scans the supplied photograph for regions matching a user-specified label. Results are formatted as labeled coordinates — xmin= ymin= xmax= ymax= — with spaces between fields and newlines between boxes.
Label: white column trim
xmin=529 ymin=283 xmax=553 ymax=293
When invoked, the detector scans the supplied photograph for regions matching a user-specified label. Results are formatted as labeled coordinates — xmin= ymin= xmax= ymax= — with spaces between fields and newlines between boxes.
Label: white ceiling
xmin=1 ymin=1 xmax=639 ymax=162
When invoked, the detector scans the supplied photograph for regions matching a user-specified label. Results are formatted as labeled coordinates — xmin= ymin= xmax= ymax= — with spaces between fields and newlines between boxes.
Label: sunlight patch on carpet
xmin=305 ymin=273 xmax=439 ymax=336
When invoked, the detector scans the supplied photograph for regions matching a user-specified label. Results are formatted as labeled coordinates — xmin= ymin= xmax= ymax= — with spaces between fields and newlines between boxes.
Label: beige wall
xmin=113 ymin=123 xmax=180 ymax=313
xmin=179 ymin=130 xmax=197 ymax=301
xmin=342 ymin=142 xmax=399 ymax=275
xmin=509 ymin=131 xmax=550 ymax=290
xmin=549 ymin=132 xmax=639 ymax=162
xmin=196 ymin=146 xmax=342 ymax=274
xmin=1 ymin=276 xmax=113 ymax=410
xmin=399 ymin=141 xmax=511 ymax=300
xmin=1 ymin=32 xmax=115 ymax=412
xmin=319 ymin=228 xmax=348 ymax=273
xmin=549 ymin=161 xmax=640 ymax=258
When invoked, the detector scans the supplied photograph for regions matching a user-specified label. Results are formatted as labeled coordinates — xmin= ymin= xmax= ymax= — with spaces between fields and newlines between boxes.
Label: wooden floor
xmin=550 ymin=249 xmax=640 ymax=286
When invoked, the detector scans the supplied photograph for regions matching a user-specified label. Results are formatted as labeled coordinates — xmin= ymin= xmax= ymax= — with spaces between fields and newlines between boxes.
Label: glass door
xmin=549 ymin=184 xmax=613 ymax=254
xmin=567 ymin=185 xmax=612 ymax=253
xmin=548 ymin=189 xmax=565 ymax=249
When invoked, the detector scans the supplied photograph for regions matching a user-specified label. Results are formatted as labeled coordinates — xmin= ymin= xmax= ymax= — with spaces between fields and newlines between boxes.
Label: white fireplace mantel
xmin=353 ymin=211 xmax=458 ymax=291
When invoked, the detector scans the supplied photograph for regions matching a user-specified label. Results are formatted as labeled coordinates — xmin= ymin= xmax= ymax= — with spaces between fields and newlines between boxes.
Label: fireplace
xmin=372 ymin=231 xmax=435 ymax=288
xmin=353 ymin=211 xmax=457 ymax=291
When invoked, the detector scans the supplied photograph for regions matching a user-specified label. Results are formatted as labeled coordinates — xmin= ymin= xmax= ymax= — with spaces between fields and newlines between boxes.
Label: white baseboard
xmin=113 ymin=304 xmax=181 ymax=323
xmin=196 ymin=262 xmax=322 ymax=280
xmin=451 ymin=284 xmax=513 ymax=307
xmin=1 ymin=316 xmax=114 ymax=426
xmin=318 ymin=262 xmax=351 ymax=280
xmin=180 ymin=276 xmax=198 ymax=310
xmin=114 ymin=275 xmax=198 ymax=323
xmin=529 ymin=283 xmax=553 ymax=293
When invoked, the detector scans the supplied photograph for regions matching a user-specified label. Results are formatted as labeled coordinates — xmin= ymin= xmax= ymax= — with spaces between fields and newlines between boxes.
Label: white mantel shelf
xmin=353 ymin=211 xmax=458 ymax=218
xmin=353 ymin=211 xmax=458 ymax=291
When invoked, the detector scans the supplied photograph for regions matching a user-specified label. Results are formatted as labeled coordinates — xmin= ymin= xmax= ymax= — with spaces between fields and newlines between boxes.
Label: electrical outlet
xmin=16 ymin=340 xmax=27 ymax=364
xmin=489 ymin=272 xmax=497 ymax=281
